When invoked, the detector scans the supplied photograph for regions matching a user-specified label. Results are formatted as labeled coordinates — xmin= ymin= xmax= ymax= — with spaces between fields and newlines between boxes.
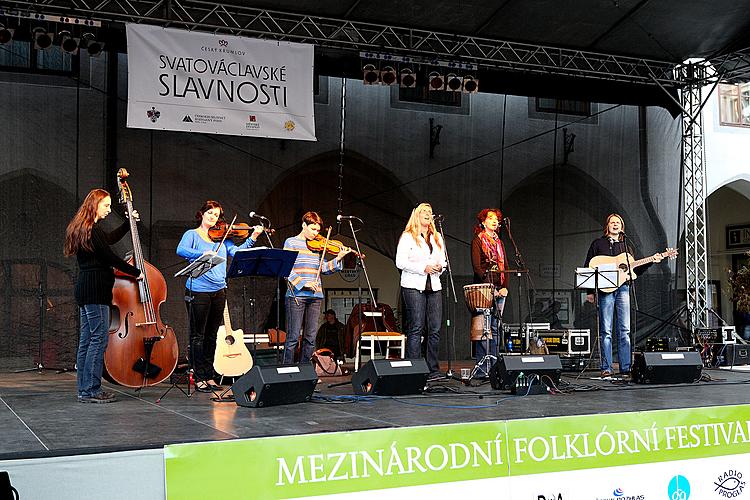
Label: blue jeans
xmin=283 ymin=297 xmax=322 ymax=364
xmin=401 ymin=287 xmax=442 ymax=373
xmin=598 ymin=285 xmax=631 ymax=373
xmin=475 ymin=296 xmax=506 ymax=373
xmin=77 ymin=304 xmax=111 ymax=398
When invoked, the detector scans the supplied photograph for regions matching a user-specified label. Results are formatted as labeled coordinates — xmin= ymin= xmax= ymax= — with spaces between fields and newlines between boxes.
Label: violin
xmin=306 ymin=234 xmax=364 ymax=258
xmin=208 ymin=220 xmax=272 ymax=242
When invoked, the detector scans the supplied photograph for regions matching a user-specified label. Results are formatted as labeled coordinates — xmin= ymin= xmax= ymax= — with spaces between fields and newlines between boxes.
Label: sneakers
xmin=78 ymin=391 xmax=117 ymax=404
xmin=426 ymin=372 xmax=445 ymax=382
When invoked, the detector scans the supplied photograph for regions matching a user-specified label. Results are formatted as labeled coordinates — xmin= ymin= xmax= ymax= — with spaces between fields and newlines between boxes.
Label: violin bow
xmin=213 ymin=214 xmax=237 ymax=252
xmin=314 ymin=226 xmax=333 ymax=287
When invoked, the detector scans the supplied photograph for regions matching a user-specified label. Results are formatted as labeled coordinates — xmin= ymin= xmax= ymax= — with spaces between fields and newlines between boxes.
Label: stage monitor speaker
xmin=352 ymin=358 xmax=429 ymax=396
xmin=632 ymin=351 xmax=702 ymax=384
xmin=721 ymin=344 xmax=750 ymax=366
xmin=232 ymin=364 xmax=317 ymax=407
xmin=489 ymin=354 xmax=562 ymax=392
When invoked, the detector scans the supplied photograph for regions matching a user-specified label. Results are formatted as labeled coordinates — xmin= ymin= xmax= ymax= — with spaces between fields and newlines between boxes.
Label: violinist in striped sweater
xmin=282 ymin=212 xmax=353 ymax=364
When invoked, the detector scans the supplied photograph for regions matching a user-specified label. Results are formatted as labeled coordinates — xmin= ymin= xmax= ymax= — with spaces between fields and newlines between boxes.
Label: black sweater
xmin=74 ymin=222 xmax=141 ymax=306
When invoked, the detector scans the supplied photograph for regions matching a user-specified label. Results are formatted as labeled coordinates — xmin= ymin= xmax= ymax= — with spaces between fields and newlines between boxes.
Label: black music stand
xmin=157 ymin=252 xmax=225 ymax=402
xmin=575 ymin=264 xmax=619 ymax=378
xmin=227 ymin=247 xmax=298 ymax=362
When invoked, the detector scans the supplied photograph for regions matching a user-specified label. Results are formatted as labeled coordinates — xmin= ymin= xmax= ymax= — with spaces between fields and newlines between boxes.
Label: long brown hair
xmin=196 ymin=200 xmax=224 ymax=223
xmin=64 ymin=189 xmax=110 ymax=256
xmin=602 ymin=213 xmax=625 ymax=241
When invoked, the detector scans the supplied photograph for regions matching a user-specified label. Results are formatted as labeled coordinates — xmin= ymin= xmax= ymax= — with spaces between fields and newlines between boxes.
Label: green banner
xmin=164 ymin=404 xmax=750 ymax=499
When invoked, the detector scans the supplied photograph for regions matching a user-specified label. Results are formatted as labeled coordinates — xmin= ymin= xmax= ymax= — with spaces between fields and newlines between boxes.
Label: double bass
xmin=105 ymin=169 xmax=179 ymax=387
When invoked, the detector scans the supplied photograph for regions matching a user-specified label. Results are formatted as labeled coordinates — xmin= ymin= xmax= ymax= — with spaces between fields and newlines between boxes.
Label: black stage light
xmin=428 ymin=71 xmax=444 ymax=91
xmin=81 ymin=32 xmax=103 ymax=56
xmin=58 ymin=30 xmax=79 ymax=54
xmin=446 ymin=73 xmax=462 ymax=92
xmin=0 ymin=26 xmax=13 ymax=45
xmin=33 ymin=28 xmax=53 ymax=50
xmin=380 ymin=65 xmax=397 ymax=85
xmin=362 ymin=63 xmax=379 ymax=85
xmin=462 ymin=75 xmax=479 ymax=93
xmin=399 ymin=67 xmax=417 ymax=88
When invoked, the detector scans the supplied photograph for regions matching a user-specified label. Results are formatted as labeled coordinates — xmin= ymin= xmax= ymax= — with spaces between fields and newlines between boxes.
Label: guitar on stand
xmin=213 ymin=300 xmax=253 ymax=379
xmin=588 ymin=248 xmax=678 ymax=292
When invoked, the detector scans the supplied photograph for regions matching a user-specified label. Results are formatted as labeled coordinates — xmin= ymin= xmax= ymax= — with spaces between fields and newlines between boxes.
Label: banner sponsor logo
xmin=537 ymin=494 xmax=564 ymax=500
xmin=714 ymin=469 xmax=745 ymax=498
xmin=667 ymin=475 xmax=691 ymax=500
xmin=126 ymin=24 xmax=316 ymax=140
xmin=595 ymin=486 xmax=645 ymax=500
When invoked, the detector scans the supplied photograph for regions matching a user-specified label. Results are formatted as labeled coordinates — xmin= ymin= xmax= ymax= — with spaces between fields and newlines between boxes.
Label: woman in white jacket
xmin=395 ymin=203 xmax=447 ymax=380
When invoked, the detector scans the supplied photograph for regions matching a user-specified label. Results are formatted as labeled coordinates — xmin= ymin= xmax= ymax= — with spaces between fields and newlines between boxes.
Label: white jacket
xmin=395 ymin=232 xmax=447 ymax=291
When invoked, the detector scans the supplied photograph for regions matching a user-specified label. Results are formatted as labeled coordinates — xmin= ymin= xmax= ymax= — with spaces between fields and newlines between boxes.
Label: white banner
xmin=126 ymin=24 xmax=316 ymax=141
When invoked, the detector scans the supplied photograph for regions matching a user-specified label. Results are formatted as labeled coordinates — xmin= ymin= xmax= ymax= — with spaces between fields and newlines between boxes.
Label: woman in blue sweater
xmin=176 ymin=200 xmax=263 ymax=390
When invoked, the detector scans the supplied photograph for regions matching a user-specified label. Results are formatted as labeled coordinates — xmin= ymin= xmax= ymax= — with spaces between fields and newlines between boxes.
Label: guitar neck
xmin=223 ymin=301 xmax=232 ymax=331
xmin=631 ymin=253 xmax=664 ymax=269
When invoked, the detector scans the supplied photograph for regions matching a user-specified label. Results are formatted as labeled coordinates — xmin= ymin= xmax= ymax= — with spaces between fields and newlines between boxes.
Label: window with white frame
xmin=718 ymin=83 xmax=750 ymax=127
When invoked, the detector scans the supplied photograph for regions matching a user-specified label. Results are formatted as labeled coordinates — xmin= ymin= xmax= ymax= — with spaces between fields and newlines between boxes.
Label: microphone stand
xmin=504 ymin=218 xmax=533 ymax=351
xmin=435 ymin=217 xmax=458 ymax=379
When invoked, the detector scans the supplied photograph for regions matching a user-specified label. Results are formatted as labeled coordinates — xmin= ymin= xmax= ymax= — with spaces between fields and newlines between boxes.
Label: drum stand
xmin=469 ymin=308 xmax=495 ymax=380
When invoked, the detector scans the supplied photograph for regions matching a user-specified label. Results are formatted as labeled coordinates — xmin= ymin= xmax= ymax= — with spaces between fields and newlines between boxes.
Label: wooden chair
xmin=355 ymin=331 xmax=406 ymax=371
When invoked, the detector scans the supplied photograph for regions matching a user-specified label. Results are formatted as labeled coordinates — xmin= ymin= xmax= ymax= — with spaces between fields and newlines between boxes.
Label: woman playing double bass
xmin=176 ymin=201 xmax=263 ymax=391
xmin=64 ymin=189 xmax=143 ymax=403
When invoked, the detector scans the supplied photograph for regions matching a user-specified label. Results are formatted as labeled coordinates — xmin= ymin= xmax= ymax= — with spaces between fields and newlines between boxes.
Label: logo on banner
xmin=714 ymin=469 xmax=745 ymax=497
xmin=146 ymin=107 xmax=161 ymax=123
xmin=183 ymin=115 xmax=194 ymax=123
xmin=596 ymin=487 xmax=644 ymax=500
xmin=245 ymin=115 xmax=260 ymax=130
xmin=668 ymin=476 xmax=690 ymax=500
xmin=218 ymin=39 xmax=228 ymax=47
xmin=537 ymin=494 xmax=563 ymax=500
xmin=284 ymin=120 xmax=296 ymax=132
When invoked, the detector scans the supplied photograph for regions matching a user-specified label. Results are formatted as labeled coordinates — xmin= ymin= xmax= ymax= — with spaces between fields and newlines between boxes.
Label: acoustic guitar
xmin=588 ymin=248 xmax=677 ymax=293
xmin=213 ymin=300 xmax=253 ymax=377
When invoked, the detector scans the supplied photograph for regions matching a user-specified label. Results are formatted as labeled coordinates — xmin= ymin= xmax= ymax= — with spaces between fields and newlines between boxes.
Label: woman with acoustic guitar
xmin=282 ymin=211 xmax=353 ymax=365
xmin=176 ymin=201 xmax=263 ymax=391
xmin=64 ymin=188 xmax=143 ymax=403
xmin=585 ymin=213 xmax=668 ymax=379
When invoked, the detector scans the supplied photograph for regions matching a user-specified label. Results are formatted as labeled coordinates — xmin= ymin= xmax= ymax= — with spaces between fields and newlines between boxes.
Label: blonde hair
xmin=402 ymin=203 xmax=442 ymax=249
xmin=603 ymin=213 xmax=625 ymax=240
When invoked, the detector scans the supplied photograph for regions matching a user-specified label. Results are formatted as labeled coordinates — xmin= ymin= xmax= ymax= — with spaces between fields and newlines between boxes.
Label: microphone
xmin=502 ymin=216 xmax=510 ymax=226
xmin=248 ymin=211 xmax=269 ymax=221
xmin=431 ymin=214 xmax=444 ymax=221
xmin=337 ymin=214 xmax=363 ymax=223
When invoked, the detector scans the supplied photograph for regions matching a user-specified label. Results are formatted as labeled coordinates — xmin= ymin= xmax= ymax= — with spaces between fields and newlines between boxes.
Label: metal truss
xmin=678 ymin=61 xmax=710 ymax=330
xmin=0 ymin=0 xmax=683 ymax=85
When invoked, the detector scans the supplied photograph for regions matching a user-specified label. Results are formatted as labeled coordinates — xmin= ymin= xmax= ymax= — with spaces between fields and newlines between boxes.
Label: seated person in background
xmin=316 ymin=309 xmax=345 ymax=360
xmin=524 ymin=301 xmax=546 ymax=323
xmin=546 ymin=301 xmax=563 ymax=330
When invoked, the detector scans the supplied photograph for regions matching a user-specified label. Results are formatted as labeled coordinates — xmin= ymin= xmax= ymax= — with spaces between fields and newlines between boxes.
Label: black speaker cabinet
xmin=489 ymin=354 xmax=562 ymax=392
xmin=721 ymin=344 xmax=750 ymax=366
xmin=632 ymin=351 xmax=702 ymax=384
xmin=352 ymin=358 xmax=429 ymax=396
xmin=232 ymin=364 xmax=317 ymax=407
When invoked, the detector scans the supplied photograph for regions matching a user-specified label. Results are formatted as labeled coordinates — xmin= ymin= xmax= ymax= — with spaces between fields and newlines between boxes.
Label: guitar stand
xmin=468 ymin=308 xmax=496 ymax=382
xmin=156 ymin=366 xmax=193 ymax=403
xmin=211 ymin=375 xmax=236 ymax=403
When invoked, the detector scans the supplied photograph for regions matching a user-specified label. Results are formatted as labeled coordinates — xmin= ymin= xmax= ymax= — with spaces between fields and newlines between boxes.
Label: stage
xmin=2 ymin=362 xmax=750 ymax=461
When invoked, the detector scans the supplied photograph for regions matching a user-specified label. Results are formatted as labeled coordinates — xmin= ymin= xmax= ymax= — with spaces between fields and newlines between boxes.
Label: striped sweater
xmin=283 ymin=236 xmax=342 ymax=299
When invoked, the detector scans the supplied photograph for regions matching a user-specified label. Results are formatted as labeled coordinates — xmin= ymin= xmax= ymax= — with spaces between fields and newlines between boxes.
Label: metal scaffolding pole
xmin=677 ymin=61 xmax=710 ymax=330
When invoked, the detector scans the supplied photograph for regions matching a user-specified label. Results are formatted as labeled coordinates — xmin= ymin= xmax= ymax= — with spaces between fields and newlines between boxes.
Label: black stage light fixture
xmin=81 ymin=32 xmax=103 ymax=56
xmin=446 ymin=73 xmax=462 ymax=92
xmin=0 ymin=26 xmax=13 ymax=45
xmin=462 ymin=75 xmax=479 ymax=93
xmin=380 ymin=65 xmax=397 ymax=85
xmin=33 ymin=27 xmax=53 ymax=50
xmin=58 ymin=30 xmax=79 ymax=54
xmin=362 ymin=63 xmax=379 ymax=85
xmin=428 ymin=71 xmax=444 ymax=91
xmin=399 ymin=67 xmax=417 ymax=88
